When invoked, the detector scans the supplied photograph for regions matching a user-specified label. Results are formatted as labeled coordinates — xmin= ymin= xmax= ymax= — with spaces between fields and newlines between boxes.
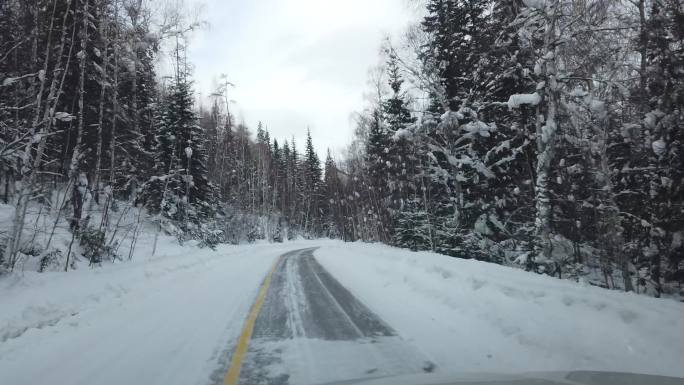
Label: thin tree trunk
xmin=533 ymin=0 xmax=560 ymax=265
xmin=65 ymin=231 xmax=77 ymax=272
xmin=127 ymin=207 xmax=143 ymax=260
xmin=94 ymin=0 xmax=110 ymax=205
xmin=45 ymin=180 xmax=74 ymax=251
xmin=129 ymin=0 xmax=142 ymax=168
xmin=4 ymin=0 xmax=62 ymax=270
xmin=637 ymin=0 xmax=648 ymax=115
xmin=102 ymin=0 xmax=120 ymax=232
xmin=3 ymin=173 xmax=9 ymax=204
xmin=68 ymin=0 xmax=90 ymax=231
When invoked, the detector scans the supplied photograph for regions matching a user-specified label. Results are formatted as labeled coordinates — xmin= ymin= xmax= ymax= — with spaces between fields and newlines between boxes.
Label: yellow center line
xmin=223 ymin=256 xmax=282 ymax=385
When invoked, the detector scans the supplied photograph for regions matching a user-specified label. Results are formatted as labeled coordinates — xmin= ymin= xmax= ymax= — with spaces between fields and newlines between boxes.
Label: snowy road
xmin=2 ymin=240 xmax=683 ymax=385
xmin=0 ymin=242 xmax=292 ymax=385
xmin=237 ymin=247 xmax=431 ymax=385
xmin=0 ymin=242 xmax=430 ymax=385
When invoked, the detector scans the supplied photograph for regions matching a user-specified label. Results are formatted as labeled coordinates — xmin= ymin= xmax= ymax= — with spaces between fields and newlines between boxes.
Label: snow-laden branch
xmin=506 ymin=93 xmax=542 ymax=110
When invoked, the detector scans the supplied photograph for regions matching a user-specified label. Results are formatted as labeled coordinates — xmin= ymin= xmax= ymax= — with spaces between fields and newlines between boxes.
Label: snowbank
xmin=315 ymin=242 xmax=684 ymax=378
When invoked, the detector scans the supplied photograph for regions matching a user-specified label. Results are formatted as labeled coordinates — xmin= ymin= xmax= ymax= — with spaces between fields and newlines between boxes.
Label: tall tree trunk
xmin=532 ymin=0 xmax=561 ymax=266
xmin=597 ymin=125 xmax=634 ymax=292
xmin=3 ymin=0 xmax=63 ymax=270
xmin=101 ymin=0 xmax=120 ymax=232
xmin=94 ymin=0 xmax=110 ymax=205
xmin=637 ymin=0 xmax=648 ymax=115
xmin=68 ymin=0 xmax=90 ymax=231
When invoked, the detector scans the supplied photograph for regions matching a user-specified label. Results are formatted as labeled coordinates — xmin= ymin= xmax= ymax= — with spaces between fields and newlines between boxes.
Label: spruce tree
xmin=382 ymin=50 xmax=417 ymax=218
xmin=144 ymin=71 xmax=213 ymax=225
xmin=303 ymin=129 xmax=322 ymax=236
xmin=392 ymin=198 xmax=433 ymax=252
xmin=420 ymin=0 xmax=491 ymax=110
xmin=323 ymin=150 xmax=342 ymax=238
xmin=364 ymin=109 xmax=392 ymax=242
xmin=634 ymin=0 xmax=684 ymax=295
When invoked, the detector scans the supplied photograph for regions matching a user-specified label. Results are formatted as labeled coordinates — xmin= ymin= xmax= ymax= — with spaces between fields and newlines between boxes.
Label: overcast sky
xmin=184 ymin=0 xmax=416 ymax=157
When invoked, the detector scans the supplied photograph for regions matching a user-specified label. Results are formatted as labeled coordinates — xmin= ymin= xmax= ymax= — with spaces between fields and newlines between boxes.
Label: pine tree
xmin=271 ymin=138 xmax=283 ymax=212
xmin=144 ymin=69 xmax=213 ymax=226
xmin=302 ymin=129 xmax=322 ymax=236
xmin=322 ymin=150 xmax=342 ymax=238
xmin=476 ymin=0 xmax=539 ymax=259
xmin=634 ymin=0 xmax=684 ymax=295
xmin=285 ymin=137 xmax=302 ymax=237
xmin=420 ymin=0 xmax=492 ymax=110
xmin=392 ymin=198 xmax=432 ymax=252
xmin=382 ymin=49 xmax=417 ymax=219
xmin=254 ymin=122 xmax=272 ymax=213
xmin=112 ymin=12 xmax=159 ymax=199
xmin=364 ymin=109 xmax=391 ymax=242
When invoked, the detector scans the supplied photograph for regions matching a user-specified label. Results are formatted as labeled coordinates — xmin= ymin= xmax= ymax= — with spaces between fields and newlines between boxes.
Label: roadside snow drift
xmin=315 ymin=242 xmax=684 ymax=378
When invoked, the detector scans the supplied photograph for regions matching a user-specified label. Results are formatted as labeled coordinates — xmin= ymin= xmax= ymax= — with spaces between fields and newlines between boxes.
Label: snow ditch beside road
xmin=315 ymin=242 xmax=684 ymax=378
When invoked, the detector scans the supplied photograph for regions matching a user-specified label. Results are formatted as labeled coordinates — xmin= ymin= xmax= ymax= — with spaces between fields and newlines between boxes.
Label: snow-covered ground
xmin=1 ymin=239 xmax=682 ymax=385
xmin=315 ymin=242 xmax=684 ymax=378
xmin=0 ymin=239 xmax=313 ymax=385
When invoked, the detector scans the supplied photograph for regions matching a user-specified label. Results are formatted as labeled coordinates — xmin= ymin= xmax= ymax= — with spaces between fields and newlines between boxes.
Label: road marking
xmin=223 ymin=255 xmax=282 ymax=385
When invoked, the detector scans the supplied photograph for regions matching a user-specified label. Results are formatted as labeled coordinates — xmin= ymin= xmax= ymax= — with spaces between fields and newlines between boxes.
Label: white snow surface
xmin=315 ymin=242 xmax=684 ymax=378
xmin=652 ymin=139 xmax=667 ymax=156
xmin=1 ymin=239 xmax=683 ymax=385
xmin=0 ymin=239 xmax=315 ymax=385
xmin=507 ymin=93 xmax=541 ymax=110
xmin=54 ymin=111 xmax=74 ymax=122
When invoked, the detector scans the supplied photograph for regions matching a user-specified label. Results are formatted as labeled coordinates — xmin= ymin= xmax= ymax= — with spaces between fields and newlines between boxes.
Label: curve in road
xmin=233 ymin=248 xmax=433 ymax=385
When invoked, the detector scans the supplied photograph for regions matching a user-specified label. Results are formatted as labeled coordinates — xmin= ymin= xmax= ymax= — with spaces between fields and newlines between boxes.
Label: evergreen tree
xmin=382 ymin=49 xmax=417 ymax=219
xmin=364 ymin=109 xmax=392 ymax=242
xmin=392 ymin=198 xmax=433 ymax=252
xmin=420 ymin=0 xmax=491 ymax=110
xmin=476 ymin=0 xmax=539 ymax=259
xmin=144 ymin=71 xmax=213 ymax=225
xmin=302 ymin=129 xmax=322 ymax=236
xmin=633 ymin=0 xmax=684 ymax=295
xmin=271 ymin=138 xmax=283 ymax=212
xmin=323 ymin=150 xmax=342 ymax=239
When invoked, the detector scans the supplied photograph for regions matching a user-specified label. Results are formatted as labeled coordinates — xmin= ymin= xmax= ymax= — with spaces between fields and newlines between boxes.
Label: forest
xmin=0 ymin=0 xmax=682 ymax=297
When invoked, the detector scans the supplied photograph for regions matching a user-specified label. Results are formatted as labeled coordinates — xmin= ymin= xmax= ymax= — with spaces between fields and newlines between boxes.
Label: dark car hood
xmin=319 ymin=371 xmax=684 ymax=385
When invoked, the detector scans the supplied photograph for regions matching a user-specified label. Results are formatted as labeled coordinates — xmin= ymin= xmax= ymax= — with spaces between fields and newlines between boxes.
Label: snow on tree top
xmin=652 ymin=139 xmax=666 ymax=157
xmin=507 ymin=93 xmax=541 ymax=110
